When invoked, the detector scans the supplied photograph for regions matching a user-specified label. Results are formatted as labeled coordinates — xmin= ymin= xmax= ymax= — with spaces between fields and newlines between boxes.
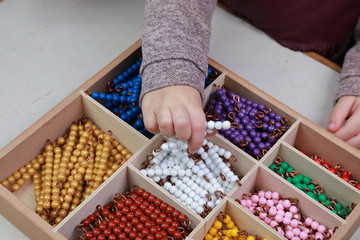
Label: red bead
xmin=139 ymin=204 xmax=147 ymax=211
xmin=97 ymin=234 xmax=106 ymax=240
xmin=155 ymin=218 xmax=163 ymax=225
xmin=148 ymin=194 xmax=156 ymax=202
xmin=129 ymin=204 xmax=138 ymax=212
xmin=118 ymin=222 xmax=126 ymax=229
xmin=121 ymin=207 xmax=130 ymax=214
xmin=167 ymin=226 xmax=176 ymax=235
xmin=342 ymin=171 xmax=351 ymax=177
xmin=82 ymin=218 xmax=91 ymax=226
xmin=314 ymin=158 xmax=322 ymax=165
xmin=118 ymin=233 xmax=127 ymax=240
xmin=165 ymin=206 xmax=174 ymax=214
xmin=155 ymin=232 xmax=163 ymax=240
xmin=329 ymin=168 xmax=338 ymax=174
xmin=159 ymin=213 xmax=167 ymax=219
xmin=99 ymin=223 xmax=107 ymax=231
xmin=143 ymin=201 xmax=150 ymax=206
xmin=102 ymin=208 xmax=111 ymax=216
xmin=131 ymin=218 xmax=140 ymax=226
xmin=136 ymin=223 xmax=145 ymax=231
xmin=173 ymin=231 xmax=182 ymax=240
xmin=322 ymin=162 xmax=331 ymax=169
xmin=150 ymin=226 xmax=158 ymax=234
xmin=108 ymin=221 xmax=117 ymax=229
xmin=115 ymin=211 xmax=122 ymax=218
xmin=139 ymin=215 xmax=149 ymax=223
xmin=164 ymin=217 xmax=173 ymax=223
xmin=126 ymin=212 xmax=135 ymax=220
xmin=342 ymin=175 xmax=350 ymax=182
xmin=144 ymin=220 xmax=153 ymax=229
xmin=356 ymin=184 xmax=360 ymax=190
xmin=135 ymin=237 xmax=143 ymax=240
xmin=124 ymin=198 xmax=133 ymax=206
xmin=146 ymin=235 xmax=155 ymax=240
xmin=142 ymin=191 xmax=150 ymax=199
xmin=85 ymin=231 xmax=93 ymax=239
xmin=116 ymin=202 xmax=125 ymax=209
xmin=160 ymin=222 xmax=170 ymax=230
xmin=128 ymin=231 xmax=137 ymax=239
xmin=124 ymin=227 xmax=132 ymax=234
xmin=88 ymin=214 xmax=96 ymax=222
xmin=153 ymin=199 xmax=162 ymax=206
xmin=114 ymin=218 xmax=121 ymax=224
xmin=136 ymin=188 xmax=145 ymax=196
xmin=134 ymin=197 xmax=143 ymax=205
xmin=113 ymin=227 xmax=122 ymax=235
xmin=141 ymin=228 xmax=150 ymax=236
xmin=92 ymin=228 xmax=101 ymax=237
xmin=170 ymin=221 xmax=179 ymax=229
xmin=108 ymin=234 xmax=117 ymax=240
xmin=150 ymin=212 xmax=158 ymax=220
xmin=103 ymin=228 xmax=112 ymax=237
xmin=159 ymin=202 xmax=168 ymax=210
xmin=153 ymin=208 xmax=161 ymax=214
xmin=177 ymin=214 xmax=186 ymax=222
xmin=171 ymin=210 xmax=180 ymax=218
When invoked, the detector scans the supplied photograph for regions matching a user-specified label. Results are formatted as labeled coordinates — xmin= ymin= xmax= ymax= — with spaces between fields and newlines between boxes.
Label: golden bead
xmin=58 ymin=209 xmax=68 ymax=218
xmin=11 ymin=184 xmax=20 ymax=192
xmin=7 ymin=176 xmax=16 ymax=184
xmin=70 ymin=205 xmax=77 ymax=211
xmin=111 ymin=164 xmax=120 ymax=171
xmin=22 ymin=173 xmax=31 ymax=181
xmin=120 ymin=149 xmax=129 ymax=156
xmin=32 ymin=162 xmax=41 ymax=170
xmin=62 ymin=202 xmax=70 ymax=210
xmin=35 ymin=205 xmax=44 ymax=213
xmin=19 ymin=167 xmax=27 ymax=174
xmin=27 ymin=168 xmax=36 ymax=176
xmin=40 ymin=214 xmax=48 ymax=221
xmin=43 ymin=201 xmax=51 ymax=209
xmin=51 ymin=201 xmax=60 ymax=209
xmin=72 ymin=197 xmax=80 ymax=206
xmin=125 ymin=153 xmax=132 ymax=160
xmin=45 ymin=144 xmax=54 ymax=152
xmin=92 ymin=182 xmax=100 ymax=189
xmin=116 ymin=145 xmax=124 ymax=152
xmin=1 ymin=180 xmax=10 ymax=188
xmin=78 ymin=167 xmax=86 ymax=175
xmin=64 ymin=195 xmax=72 ymax=203
xmin=17 ymin=178 xmax=25 ymax=186
xmin=55 ymin=217 xmax=63 ymax=225
xmin=70 ymin=181 xmax=79 ymax=188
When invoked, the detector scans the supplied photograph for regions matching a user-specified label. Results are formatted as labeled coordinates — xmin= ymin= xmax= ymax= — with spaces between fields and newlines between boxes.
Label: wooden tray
xmin=0 ymin=40 xmax=359 ymax=240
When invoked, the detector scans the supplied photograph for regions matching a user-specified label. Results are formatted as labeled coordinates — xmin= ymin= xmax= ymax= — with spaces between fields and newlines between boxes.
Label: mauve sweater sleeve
xmin=336 ymin=17 xmax=360 ymax=100
xmin=140 ymin=0 xmax=217 ymax=104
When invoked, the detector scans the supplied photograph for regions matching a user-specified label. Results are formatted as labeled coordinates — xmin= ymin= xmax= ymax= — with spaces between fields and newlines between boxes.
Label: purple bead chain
xmin=204 ymin=86 xmax=290 ymax=159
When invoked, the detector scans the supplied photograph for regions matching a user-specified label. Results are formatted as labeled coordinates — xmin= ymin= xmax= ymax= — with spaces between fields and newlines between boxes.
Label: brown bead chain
xmin=0 ymin=118 xmax=132 ymax=226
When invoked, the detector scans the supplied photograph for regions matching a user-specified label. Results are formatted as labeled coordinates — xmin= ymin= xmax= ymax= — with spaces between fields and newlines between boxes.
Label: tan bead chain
xmin=0 ymin=118 xmax=132 ymax=226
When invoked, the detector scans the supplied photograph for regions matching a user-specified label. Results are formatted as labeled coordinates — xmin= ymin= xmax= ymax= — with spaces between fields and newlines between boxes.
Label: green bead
xmin=286 ymin=167 xmax=294 ymax=173
xmin=300 ymin=184 xmax=307 ymax=190
xmin=286 ymin=177 xmax=293 ymax=183
xmin=336 ymin=203 xmax=344 ymax=210
xmin=295 ymin=182 xmax=302 ymax=189
xmin=280 ymin=162 xmax=289 ymax=170
xmin=269 ymin=164 xmax=277 ymax=171
xmin=307 ymin=191 xmax=317 ymax=199
xmin=318 ymin=194 xmax=327 ymax=202
xmin=303 ymin=176 xmax=311 ymax=184
xmin=297 ymin=174 xmax=304 ymax=182
xmin=277 ymin=167 xmax=285 ymax=174
xmin=332 ymin=209 xmax=338 ymax=215
xmin=308 ymin=184 xmax=315 ymax=191
xmin=292 ymin=176 xmax=300 ymax=184
xmin=339 ymin=209 xmax=346 ymax=217
xmin=324 ymin=199 xmax=330 ymax=207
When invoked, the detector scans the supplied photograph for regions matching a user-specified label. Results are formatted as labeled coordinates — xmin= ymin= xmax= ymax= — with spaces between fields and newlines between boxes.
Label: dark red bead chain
xmin=77 ymin=186 xmax=191 ymax=240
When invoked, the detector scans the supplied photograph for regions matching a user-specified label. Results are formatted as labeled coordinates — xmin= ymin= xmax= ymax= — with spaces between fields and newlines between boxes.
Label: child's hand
xmin=142 ymin=85 xmax=206 ymax=153
xmin=328 ymin=96 xmax=360 ymax=149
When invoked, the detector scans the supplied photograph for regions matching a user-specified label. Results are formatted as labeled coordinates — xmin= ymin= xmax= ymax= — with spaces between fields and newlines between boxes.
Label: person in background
xmin=139 ymin=0 xmax=360 ymax=152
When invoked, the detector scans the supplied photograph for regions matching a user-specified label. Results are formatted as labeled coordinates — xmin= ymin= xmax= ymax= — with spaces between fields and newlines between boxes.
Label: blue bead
xmin=106 ymin=94 xmax=113 ymax=102
xmin=113 ymin=95 xmax=120 ymax=102
xmin=99 ymin=93 xmax=106 ymax=100
xmin=91 ymin=92 xmax=99 ymax=99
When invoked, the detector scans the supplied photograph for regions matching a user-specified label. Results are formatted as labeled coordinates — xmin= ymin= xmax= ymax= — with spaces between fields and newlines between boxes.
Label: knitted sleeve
xmin=140 ymin=0 xmax=217 ymax=104
xmin=336 ymin=16 xmax=360 ymax=100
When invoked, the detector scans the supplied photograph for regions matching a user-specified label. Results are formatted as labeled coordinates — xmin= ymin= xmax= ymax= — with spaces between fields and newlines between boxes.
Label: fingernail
xmin=328 ymin=122 xmax=336 ymax=131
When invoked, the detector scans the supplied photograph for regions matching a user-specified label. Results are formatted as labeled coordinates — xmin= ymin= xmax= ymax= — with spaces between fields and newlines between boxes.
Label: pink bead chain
xmin=237 ymin=190 xmax=335 ymax=240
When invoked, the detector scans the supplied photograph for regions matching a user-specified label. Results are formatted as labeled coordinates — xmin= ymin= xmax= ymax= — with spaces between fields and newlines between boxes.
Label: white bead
xmin=169 ymin=186 xmax=177 ymax=194
xmin=207 ymin=120 xmax=215 ymax=129
xmin=178 ymin=169 xmax=185 ymax=177
xmin=231 ymin=175 xmax=239 ymax=182
xmin=174 ymin=190 xmax=182 ymax=198
xmin=207 ymin=142 xmax=214 ymax=148
xmin=195 ymin=187 xmax=203 ymax=195
xmin=207 ymin=201 xmax=215 ymax=208
xmin=147 ymin=169 xmax=155 ymax=177
xmin=185 ymin=197 xmax=193 ymax=205
xmin=212 ymin=145 xmax=220 ymax=152
xmin=192 ymin=165 xmax=200 ymax=173
xmin=202 ymin=139 xmax=208 ymax=145
xmin=214 ymin=157 xmax=222 ymax=164
xmin=180 ymin=143 xmax=188 ymax=150
xmin=182 ymin=176 xmax=190 ymax=183
xmin=171 ymin=148 xmax=180 ymax=155
xmin=208 ymin=186 xmax=216 ymax=194
xmin=197 ymin=170 xmax=204 ymax=177
xmin=218 ymin=148 xmax=225 ymax=156
xmin=215 ymin=121 xmax=223 ymax=130
xmin=193 ymin=193 xmax=201 ymax=201
xmin=188 ymin=191 xmax=196 ymax=198
xmin=184 ymin=187 xmax=191 ymax=194
xmin=208 ymin=163 xmax=216 ymax=170
xmin=140 ymin=169 xmax=147 ymax=175
xmin=218 ymin=162 xmax=226 ymax=169
xmin=180 ymin=193 xmax=187 ymax=202
xmin=224 ymin=151 xmax=232 ymax=159
xmin=155 ymin=168 xmax=162 ymax=176
xmin=163 ymin=182 xmax=172 ymax=190
xmin=169 ymin=142 xmax=177 ymax=149
xmin=173 ymin=165 xmax=180 ymax=170
xmin=160 ymin=143 xmax=169 ymax=151
xmin=222 ymin=167 xmax=230 ymax=174
xmin=170 ymin=169 xmax=178 ymax=176
xmin=222 ymin=121 xmax=231 ymax=129
xmin=179 ymin=163 xmax=186 ymax=169
xmin=197 ymin=147 xmax=205 ymax=155
xmin=190 ymin=201 xmax=199 ymax=209
xmin=162 ymin=168 xmax=170 ymax=176
xmin=214 ymin=168 xmax=221 ymax=175
xmin=186 ymin=161 xmax=195 ymax=168
xmin=167 ymin=160 xmax=175 ymax=168
xmin=204 ymin=183 xmax=212 ymax=190
xmin=200 ymin=190 xmax=208 ymax=198
xmin=179 ymin=183 xmax=187 ymax=191
xmin=159 ymin=162 xmax=168 ymax=169
xmin=200 ymin=152 xmax=208 ymax=159
xmin=215 ymin=199 xmax=222 ymax=205
xmin=170 ymin=176 xmax=178 ymax=182
xmin=175 ymin=179 xmax=182 ymax=186
xmin=204 ymin=158 xmax=212 ymax=165
xmin=198 ymin=199 xmax=206 ymax=206
xmin=206 ymin=129 xmax=214 ymax=134
xmin=226 ymin=171 xmax=235 ymax=179
xmin=152 ymin=176 xmax=160 ymax=182
xmin=196 ymin=206 xmax=204 ymax=214
xmin=185 ymin=169 xmax=192 ymax=177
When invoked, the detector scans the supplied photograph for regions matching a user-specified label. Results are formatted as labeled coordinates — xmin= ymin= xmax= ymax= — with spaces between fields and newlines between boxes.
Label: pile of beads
xmin=236 ymin=190 xmax=335 ymax=240
xmin=204 ymin=86 xmax=290 ymax=159
xmin=89 ymin=59 xmax=219 ymax=139
xmin=1 ymin=118 xmax=132 ymax=226
xmin=140 ymin=130 xmax=241 ymax=217
xmin=77 ymin=186 xmax=191 ymax=240
xmin=204 ymin=211 xmax=268 ymax=240
xmin=269 ymin=156 xmax=352 ymax=219
xmin=300 ymin=150 xmax=360 ymax=190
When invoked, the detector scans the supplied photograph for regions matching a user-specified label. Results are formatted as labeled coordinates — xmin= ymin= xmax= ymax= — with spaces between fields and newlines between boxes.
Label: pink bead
xmin=252 ymin=202 xmax=257 ymax=207
xmin=311 ymin=221 xmax=319 ymax=230
xmin=317 ymin=225 xmax=326 ymax=233
xmin=293 ymin=214 xmax=300 ymax=220
xmin=290 ymin=219 xmax=299 ymax=228
xmin=277 ymin=209 xmax=285 ymax=216
xmin=328 ymin=229 xmax=334 ymax=235
xmin=258 ymin=190 xmax=265 ymax=197
xmin=246 ymin=199 xmax=253 ymax=207
xmin=285 ymin=225 xmax=293 ymax=231
xmin=277 ymin=228 xmax=285 ymax=236
xmin=289 ymin=205 xmax=298 ymax=213
xmin=292 ymin=228 xmax=301 ymax=236
xmin=315 ymin=232 xmax=324 ymax=240
xmin=283 ymin=217 xmax=291 ymax=225
xmin=291 ymin=237 xmax=300 ymax=240
xmin=269 ymin=207 xmax=277 ymax=216
xmin=285 ymin=231 xmax=294 ymax=239
xmin=284 ymin=211 xmax=293 ymax=219
xmin=249 ymin=207 xmax=255 ymax=213
xmin=272 ymin=191 xmax=280 ymax=200
xmin=299 ymin=231 xmax=308 ymax=240
xmin=275 ymin=214 xmax=283 ymax=223
xmin=259 ymin=212 xmax=267 ymax=220
xmin=266 ymin=199 xmax=274 ymax=207
xmin=264 ymin=217 xmax=272 ymax=224
xmin=259 ymin=197 xmax=267 ymax=206
xmin=265 ymin=191 xmax=272 ymax=199
xmin=276 ymin=203 xmax=284 ymax=210
xmin=270 ymin=220 xmax=278 ymax=228
xmin=251 ymin=194 xmax=259 ymax=202
xmin=283 ymin=199 xmax=291 ymax=209
xmin=240 ymin=199 xmax=248 ymax=207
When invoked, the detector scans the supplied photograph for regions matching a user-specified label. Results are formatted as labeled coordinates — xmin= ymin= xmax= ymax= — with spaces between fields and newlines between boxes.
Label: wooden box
xmin=0 ymin=40 xmax=359 ymax=240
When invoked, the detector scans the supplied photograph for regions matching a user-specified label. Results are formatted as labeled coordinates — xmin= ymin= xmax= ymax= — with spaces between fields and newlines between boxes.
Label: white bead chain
xmin=141 ymin=121 xmax=240 ymax=217
xmin=205 ymin=120 xmax=231 ymax=134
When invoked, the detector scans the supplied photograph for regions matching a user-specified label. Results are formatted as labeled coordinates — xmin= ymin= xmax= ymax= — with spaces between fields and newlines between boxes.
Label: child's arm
xmin=328 ymin=17 xmax=360 ymax=148
xmin=140 ymin=0 xmax=217 ymax=152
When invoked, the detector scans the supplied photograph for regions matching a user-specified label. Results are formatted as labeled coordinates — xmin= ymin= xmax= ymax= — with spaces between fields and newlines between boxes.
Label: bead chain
xmin=141 ymin=121 xmax=241 ymax=217
xmin=237 ymin=190 xmax=335 ymax=240
xmin=204 ymin=86 xmax=290 ymax=159
xmin=204 ymin=211 xmax=268 ymax=240
xmin=77 ymin=186 xmax=191 ymax=240
xmin=0 ymin=118 xmax=132 ymax=226
xmin=269 ymin=156 xmax=355 ymax=219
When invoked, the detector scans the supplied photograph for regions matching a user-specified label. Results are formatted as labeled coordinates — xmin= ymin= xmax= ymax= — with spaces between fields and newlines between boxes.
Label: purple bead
xmin=269 ymin=112 xmax=276 ymax=118
xmin=248 ymin=142 xmax=256 ymax=150
xmin=252 ymin=102 xmax=258 ymax=108
xmin=223 ymin=101 xmax=230 ymax=107
xmin=237 ymin=124 xmax=244 ymax=130
xmin=262 ymin=123 xmax=269 ymax=131
xmin=261 ymin=132 xmax=268 ymax=140
xmin=246 ymin=124 xmax=254 ymax=131
xmin=215 ymin=109 xmax=222 ymax=115
xmin=246 ymin=106 xmax=252 ymax=111
xmin=253 ymin=136 xmax=261 ymax=144
xmin=240 ymin=97 xmax=246 ymax=103
xmin=233 ymin=136 xmax=241 ymax=144
xmin=241 ymin=130 xmax=248 ymax=136
xmin=258 ymin=104 xmax=265 ymax=111
xmin=253 ymin=148 xmax=261 ymax=156
xmin=242 ymin=118 xmax=249 ymax=125
xmin=268 ymin=125 xmax=275 ymax=132
xmin=263 ymin=116 xmax=270 ymax=123
xmin=249 ymin=130 xmax=257 ymax=138
xmin=246 ymin=99 xmax=252 ymax=105
xmin=248 ymin=111 xmax=256 ymax=118
xmin=234 ymin=117 xmax=241 ymax=123
xmin=245 ymin=136 xmax=252 ymax=143
xmin=258 ymin=142 xmax=266 ymax=150
xmin=275 ymin=122 xmax=282 ymax=128
xmin=274 ymin=114 xmax=282 ymax=122
xmin=224 ymin=130 xmax=231 ymax=136
xmin=237 ymin=112 xmax=245 ymax=119
xmin=265 ymin=142 xmax=271 ymax=148
xmin=234 ymin=130 xmax=240 ymax=135
xmin=219 ymin=95 xmax=227 ymax=102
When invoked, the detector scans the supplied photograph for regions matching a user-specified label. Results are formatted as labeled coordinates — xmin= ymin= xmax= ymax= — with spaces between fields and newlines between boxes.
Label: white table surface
xmin=0 ymin=0 xmax=358 ymax=239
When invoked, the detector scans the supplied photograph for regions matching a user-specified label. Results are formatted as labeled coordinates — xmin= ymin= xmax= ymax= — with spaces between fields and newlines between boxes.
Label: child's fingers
xmin=188 ymin=107 xmax=206 ymax=153
xmin=143 ymin=109 xmax=160 ymax=134
xmin=157 ymin=107 xmax=175 ymax=137
xmin=334 ymin=110 xmax=360 ymax=141
xmin=171 ymin=106 xmax=192 ymax=141
xmin=328 ymin=96 xmax=355 ymax=132
xmin=346 ymin=133 xmax=360 ymax=149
